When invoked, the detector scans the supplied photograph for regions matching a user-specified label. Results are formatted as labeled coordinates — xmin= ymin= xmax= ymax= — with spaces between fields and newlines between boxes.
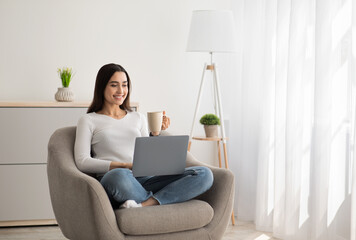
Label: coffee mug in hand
xmin=147 ymin=111 xmax=163 ymax=136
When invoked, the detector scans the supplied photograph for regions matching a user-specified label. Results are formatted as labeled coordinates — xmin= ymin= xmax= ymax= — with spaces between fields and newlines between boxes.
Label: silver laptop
xmin=132 ymin=135 xmax=189 ymax=177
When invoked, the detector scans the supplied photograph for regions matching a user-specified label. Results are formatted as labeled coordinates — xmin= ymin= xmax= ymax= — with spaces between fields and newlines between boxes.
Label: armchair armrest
xmin=186 ymin=150 xmax=235 ymax=239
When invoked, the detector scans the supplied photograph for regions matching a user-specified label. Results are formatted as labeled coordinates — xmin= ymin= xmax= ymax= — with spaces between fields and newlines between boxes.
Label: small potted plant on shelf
xmin=200 ymin=113 xmax=220 ymax=138
xmin=55 ymin=67 xmax=74 ymax=102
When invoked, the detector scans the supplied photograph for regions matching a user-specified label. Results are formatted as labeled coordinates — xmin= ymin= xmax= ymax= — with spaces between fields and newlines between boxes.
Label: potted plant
xmin=200 ymin=113 xmax=220 ymax=138
xmin=55 ymin=67 xmax=74 ymax=102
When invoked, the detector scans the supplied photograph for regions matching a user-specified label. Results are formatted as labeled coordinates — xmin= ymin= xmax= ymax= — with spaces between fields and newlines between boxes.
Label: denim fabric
xmin=99 ymin=166 xmax=213 ymax=207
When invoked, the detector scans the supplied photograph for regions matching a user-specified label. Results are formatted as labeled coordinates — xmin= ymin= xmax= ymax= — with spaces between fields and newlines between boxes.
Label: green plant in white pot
xmin=200 ymin=114 xmax=220 ymax=138
xmin=55 ymin=67 xmax=74 ymax=102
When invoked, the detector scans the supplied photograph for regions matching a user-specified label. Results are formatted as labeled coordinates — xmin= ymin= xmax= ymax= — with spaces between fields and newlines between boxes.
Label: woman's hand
xmin=161 ymin=111 xmax=170 ymax=130
xmin=109 ymin=162 xmax=132 ymax=170
xmin=125 ymin=163 xmax=133 ymax=170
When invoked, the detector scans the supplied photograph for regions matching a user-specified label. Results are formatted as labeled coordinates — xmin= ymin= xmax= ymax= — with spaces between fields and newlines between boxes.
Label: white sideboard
xmin=0 ymin=101 xmax=138 ymax=226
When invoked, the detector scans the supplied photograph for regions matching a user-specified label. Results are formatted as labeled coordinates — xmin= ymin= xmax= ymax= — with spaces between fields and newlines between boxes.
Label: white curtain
xmin=231 ymin=0 xmax=356 ymax=239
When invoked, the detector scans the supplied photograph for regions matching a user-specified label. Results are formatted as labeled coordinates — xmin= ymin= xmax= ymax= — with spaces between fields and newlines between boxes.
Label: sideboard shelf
xmin=0 ymin=102 xmax=91 ymax=226
xmin=0 ymin=101 xmax=91 ymax=108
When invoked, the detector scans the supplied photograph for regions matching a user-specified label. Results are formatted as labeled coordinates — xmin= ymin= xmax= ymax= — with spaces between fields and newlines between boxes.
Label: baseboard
xmin=0 ymin=219 xmax=57 ymax=227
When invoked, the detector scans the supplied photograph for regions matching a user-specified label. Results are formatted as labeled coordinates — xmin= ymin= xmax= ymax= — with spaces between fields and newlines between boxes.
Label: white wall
xmin=0 ymin=0 xmax=230 ymax=160
xmin=0 ymin=0 xmax=253 ymax=219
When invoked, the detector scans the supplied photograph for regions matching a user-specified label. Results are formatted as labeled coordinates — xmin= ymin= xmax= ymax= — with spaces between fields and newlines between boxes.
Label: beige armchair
xmin=47 ymin=126 xmax=234 ymax=240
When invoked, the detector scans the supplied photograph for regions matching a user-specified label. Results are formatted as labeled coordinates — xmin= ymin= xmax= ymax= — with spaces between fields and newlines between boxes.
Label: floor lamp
xmin=186 ymin=10 xmax=237 ymax=225
xmin=186 ymin=10 xmax=237 ymax=150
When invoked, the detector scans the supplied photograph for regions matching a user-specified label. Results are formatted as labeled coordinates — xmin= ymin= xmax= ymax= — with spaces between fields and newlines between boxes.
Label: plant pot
xmin=204 ymin=125 xmax=218 ymax=138
xmin=55 ymin=87 xmax=74 ymax=102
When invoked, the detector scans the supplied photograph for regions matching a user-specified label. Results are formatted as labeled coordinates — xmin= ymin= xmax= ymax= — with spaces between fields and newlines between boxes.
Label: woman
xmin=74 ymin=63 xmax=213 ymax=209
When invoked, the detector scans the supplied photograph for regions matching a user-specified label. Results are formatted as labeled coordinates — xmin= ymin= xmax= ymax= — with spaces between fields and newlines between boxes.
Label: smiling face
xmin=103 ymin=71 xmax=128 ymax=107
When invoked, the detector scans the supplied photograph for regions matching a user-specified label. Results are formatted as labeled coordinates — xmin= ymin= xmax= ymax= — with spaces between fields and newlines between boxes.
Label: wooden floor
xmin=0 ymin=220 xmax=278 ymax=240
xmin=223 ymin=221 xmax=278 ymax=240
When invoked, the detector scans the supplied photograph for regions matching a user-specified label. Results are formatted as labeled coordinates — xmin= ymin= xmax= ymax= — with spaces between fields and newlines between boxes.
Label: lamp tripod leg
xmin=188 ymin=63 xmax=208 ymax=151
xmin=212 ymin=64 xmax=235 ymax=225
xmin=212 ymin=64 xmax=227 ymax=144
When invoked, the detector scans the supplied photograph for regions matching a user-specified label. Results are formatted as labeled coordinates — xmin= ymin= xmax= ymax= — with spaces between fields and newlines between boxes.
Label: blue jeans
xmin=99 ymin=166 xmax=213 ymax=208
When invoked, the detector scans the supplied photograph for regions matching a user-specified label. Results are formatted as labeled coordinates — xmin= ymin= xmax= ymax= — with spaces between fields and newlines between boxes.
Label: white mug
xmin=147 ymin=111 xmax=163 ymax=136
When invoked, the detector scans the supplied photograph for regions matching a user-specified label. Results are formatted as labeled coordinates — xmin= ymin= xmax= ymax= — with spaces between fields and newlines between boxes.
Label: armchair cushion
xmin=115 ymin=200 xmax=213 ymax=235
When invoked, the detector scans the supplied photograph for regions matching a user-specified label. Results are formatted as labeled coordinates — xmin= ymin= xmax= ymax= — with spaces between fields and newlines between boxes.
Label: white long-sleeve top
xmin=74 ymin=111 xmax=149 ymax=175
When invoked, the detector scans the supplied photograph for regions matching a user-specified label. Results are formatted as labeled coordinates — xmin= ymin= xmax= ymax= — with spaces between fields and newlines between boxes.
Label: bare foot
xmin=141 ymin=197 xmax=159 ymax=207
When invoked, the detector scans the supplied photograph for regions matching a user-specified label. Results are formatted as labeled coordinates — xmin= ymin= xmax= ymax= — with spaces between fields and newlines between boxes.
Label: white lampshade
xmin=186 ymin=10 xmax=237 ymax=53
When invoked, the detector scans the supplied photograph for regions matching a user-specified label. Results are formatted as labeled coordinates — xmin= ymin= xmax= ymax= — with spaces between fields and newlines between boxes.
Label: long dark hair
xmin=87 ymin=63 xmax=132 ymax=113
